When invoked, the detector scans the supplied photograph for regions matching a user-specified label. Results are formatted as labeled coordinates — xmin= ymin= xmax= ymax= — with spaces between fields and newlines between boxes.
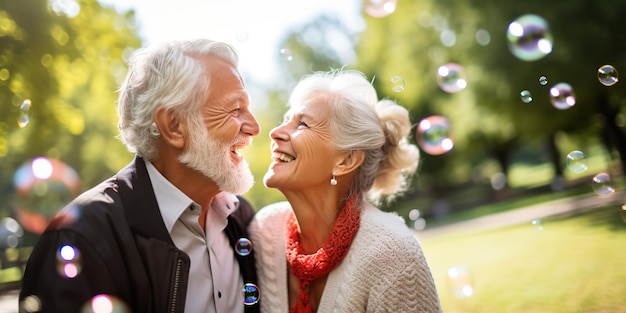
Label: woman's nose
xmin=269 ymin=124 xmax=288 ymax=141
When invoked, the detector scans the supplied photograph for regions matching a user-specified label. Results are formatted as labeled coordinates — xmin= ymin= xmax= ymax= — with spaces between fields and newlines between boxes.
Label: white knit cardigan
xmin=248 ymin=201 xmax=442 ymax=313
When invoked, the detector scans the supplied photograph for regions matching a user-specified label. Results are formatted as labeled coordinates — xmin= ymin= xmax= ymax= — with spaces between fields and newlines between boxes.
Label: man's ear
xmin=334 ymin=150 xmax=365 ymax=176
xmin=154 ymin=106 xmax=186 ymax=149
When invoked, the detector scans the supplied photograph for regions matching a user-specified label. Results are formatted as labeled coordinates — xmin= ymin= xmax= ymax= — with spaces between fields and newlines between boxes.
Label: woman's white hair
xmin=116 ymin=39 xmax=239 ymax=159
xmin=288 ymin=69 xmax=420 ymax=204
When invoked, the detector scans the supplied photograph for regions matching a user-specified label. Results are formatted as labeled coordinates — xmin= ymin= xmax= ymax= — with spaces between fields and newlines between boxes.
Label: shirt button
xmin=218 ymin=291 xmax=222 ymax=298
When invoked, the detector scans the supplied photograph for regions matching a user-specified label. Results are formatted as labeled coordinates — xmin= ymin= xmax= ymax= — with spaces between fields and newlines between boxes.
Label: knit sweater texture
xmin=249 ymin=201 xmax=442 ymax=313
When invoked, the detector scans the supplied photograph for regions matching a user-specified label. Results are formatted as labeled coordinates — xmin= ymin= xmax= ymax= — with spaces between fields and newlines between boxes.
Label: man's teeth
xmin=275 ymin=152 xmax=295 ymax=162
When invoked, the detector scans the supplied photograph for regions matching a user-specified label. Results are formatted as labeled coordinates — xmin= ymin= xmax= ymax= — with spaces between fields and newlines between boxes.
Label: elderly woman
xmin=249 ymin=69 xmax=441 ymax=313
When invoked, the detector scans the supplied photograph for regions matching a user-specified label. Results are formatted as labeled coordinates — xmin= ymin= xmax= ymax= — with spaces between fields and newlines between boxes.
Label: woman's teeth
xmin=274 ymin=152 xmax=295 ymax=162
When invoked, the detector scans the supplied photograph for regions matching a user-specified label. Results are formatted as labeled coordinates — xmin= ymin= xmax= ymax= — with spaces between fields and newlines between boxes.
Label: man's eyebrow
xmin=224 ymin=92 xmax=248 ymax=104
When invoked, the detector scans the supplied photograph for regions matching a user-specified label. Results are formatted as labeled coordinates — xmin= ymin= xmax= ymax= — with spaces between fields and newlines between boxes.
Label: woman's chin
xmin=262 ymin=174 xmax=281 ymax=189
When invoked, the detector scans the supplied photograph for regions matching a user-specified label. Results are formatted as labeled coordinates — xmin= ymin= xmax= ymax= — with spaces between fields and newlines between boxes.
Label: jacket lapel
xmin=117 ymin=156 xmax=174 ymax=245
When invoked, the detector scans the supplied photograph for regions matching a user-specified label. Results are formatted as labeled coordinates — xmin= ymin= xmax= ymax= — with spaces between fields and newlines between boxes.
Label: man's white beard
xmin=179 ymin=123 xmax=254 ymax=195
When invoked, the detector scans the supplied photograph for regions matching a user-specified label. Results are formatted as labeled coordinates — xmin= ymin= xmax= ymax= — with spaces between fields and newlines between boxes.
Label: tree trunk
xmin=547 ymin=132 xmax=564 ymax=191
xmin=597 ymin=92 xmax=626 ymax=177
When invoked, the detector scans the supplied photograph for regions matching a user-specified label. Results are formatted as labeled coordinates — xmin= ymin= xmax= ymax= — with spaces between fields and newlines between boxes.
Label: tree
xmin=242 ymin=13 xmax=360 ymax=209
xmin=0 ymin=0 xmax=141 ymax=225
xmin=354 ymin=0 xmax=626 ymax=190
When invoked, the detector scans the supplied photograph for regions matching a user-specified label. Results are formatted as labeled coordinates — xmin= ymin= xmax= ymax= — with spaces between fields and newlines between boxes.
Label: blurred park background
xmin=1 ymin=0 xmax=626 ymax=312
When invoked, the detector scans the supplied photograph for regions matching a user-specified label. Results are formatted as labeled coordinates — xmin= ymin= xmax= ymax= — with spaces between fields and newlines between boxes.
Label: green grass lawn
xmin=419 ymin=205 xmax=626 ymax=313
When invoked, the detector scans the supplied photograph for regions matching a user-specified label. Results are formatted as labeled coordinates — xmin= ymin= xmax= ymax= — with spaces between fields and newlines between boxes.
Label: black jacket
xmin=19 ymin=157 xmax=260 ymax=313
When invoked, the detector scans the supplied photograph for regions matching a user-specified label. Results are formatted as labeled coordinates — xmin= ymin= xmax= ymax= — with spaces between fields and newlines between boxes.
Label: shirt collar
xmin=145 ymin=160 xmax=241 ymax=234
xmin=211 ymin=191 xmax=240 ymax=218
xmin=145 ymin=160 xmax=195 ymax=233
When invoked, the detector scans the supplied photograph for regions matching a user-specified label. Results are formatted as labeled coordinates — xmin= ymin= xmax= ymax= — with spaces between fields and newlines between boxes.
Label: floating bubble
xmin=390 ymin=76 xmax=405 ymax=92
xmin=81 ymin=294 xmax=130 ymax=313
xmin=531 ymin=219 xmax=544 ymax=232
xmin=549 ymin=83 xmax=576 ymax=110
xmin=0 ymin=217 xmax=23 ymax=249
xmin=21 ymin=295 xmax=42 ymax=313
xmin=436 ymin=63 xmax=467 ymax=93
xmin=57 ymin=244 xmax=82 ymax=278
xmin=520 ymin=90 xmax=533 ymax=103
xmin=235 ymin=238 xmax=252 ymax=256
xmin=490 ymin=172 xmax=507 ymax=191
xmin=413 ymin=218 xmax=426 ymax=231
xmin=416 ymin=116 xmax=454 ymax=155
xmin=539 ymin=76 xmax=548 ymax=86
xmin=566 ymin=150 xmax=587 ymax=173
xmin=32 ymin=157 xmax=53 ymax=179
xmin=408 ymin=208 xmax=421 ymax=221
xmin=59 ymin=244 xmax=77 ymax=261
xmin=13 ymin=158 xmax=81 ymax=234
xmin=475 ymin=29 xmax=491 ymax=46
xmin=279 ymin=48 xmax=293 ymax=62
xmin=597 ymin=64 xmax=619 ymax=86
xmin=440 ymin=29 xmax=457 ymax=47
xmin=18 ymin=99 xmax=32 ymax=128
xmin=241 ymin=283 xmax=260 ymax=306
xmin=447 ymin=265 xmax=474 ymax=298
xmin=363 ymin=0 xmax=397 ymax=18
xmin=592 ymin=172 xmax=615 ymax=197
xmin=506 ymin=14 xmax=553 ymax=61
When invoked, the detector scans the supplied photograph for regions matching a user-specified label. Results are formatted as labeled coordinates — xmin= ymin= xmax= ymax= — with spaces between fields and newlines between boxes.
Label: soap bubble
xmin=592 ymin=173 xmax=615 ymax=197
xmin=18 ymin=99 xmax=32 ymax=128
xmin=447 ymin=265 xmax=474 ymax=298
xmin=597 ymin=64 xmax=619 ymax=86
xmin=475 ymin=29 xmax=491 ymax=46
xmin=520 ymin=90 xmax=533 ymax=103
xmin=57 ymin=244 xmax=82 ymax=279
xmin=81 ymin=294 xmax=130 ymax=313
xmin=566 ymin=150 xmax=587 ymax=173
xmin=241 ymin=283 xmax=260 ymax=305
xmin=549 ymin=83 xmax=576 ymax=110
xmin=235 ymin=238 xmax=252 ymax=256
xmin=507 ymin=14 xmax=553 ymax=61
xmin=0 ymin=217 xmax=23 ymax=249
xmin=416 ymin=116 xmax=454 ymax=155
xmin=490 ymin=172 xmax=507 ymax=191
xmin=20 ymin=295 xmax=42 ymax=313
xmin=436 ymin=63 xmax=467 ymax=93
xmin=13 ymin=158 xmax=81 ymax=234
xmin=363 ymin=0 xmax=397 ymax=18
xmin=413 ymin=218 xmax=426 ymax=231
xmin=408 ymin=209 xmax=421 ymax=221
xmin=279 ymin=48 xmax=293 ymax=62
xmin=390 ymin=76 xmax=405 ymax=92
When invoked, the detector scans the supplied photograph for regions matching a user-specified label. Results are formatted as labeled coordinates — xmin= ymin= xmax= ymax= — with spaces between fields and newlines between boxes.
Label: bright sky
xmin=97 ymin=0 xmax=365 ymax=84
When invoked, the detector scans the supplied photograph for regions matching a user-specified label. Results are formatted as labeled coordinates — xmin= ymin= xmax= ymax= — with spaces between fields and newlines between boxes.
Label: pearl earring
xmin=330 ymin=175 xmax=337 ymax=186
xmin=150 ymin=122 xmax=160 ymax=136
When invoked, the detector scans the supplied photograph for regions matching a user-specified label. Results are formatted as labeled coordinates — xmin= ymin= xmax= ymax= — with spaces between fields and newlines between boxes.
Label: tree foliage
xmin=0 ymin=0 xmax=141 ymax=217
xmin=354 ymin=0 xmax=626 ymax=188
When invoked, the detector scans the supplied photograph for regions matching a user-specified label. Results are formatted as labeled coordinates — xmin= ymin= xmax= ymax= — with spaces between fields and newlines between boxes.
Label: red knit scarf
xmin=285 ymin=196 xmax=361 ymax=313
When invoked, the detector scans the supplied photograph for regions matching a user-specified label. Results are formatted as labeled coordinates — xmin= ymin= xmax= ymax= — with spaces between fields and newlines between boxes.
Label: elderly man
xmin=19 ymin=39 xmax=261 ymax=313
